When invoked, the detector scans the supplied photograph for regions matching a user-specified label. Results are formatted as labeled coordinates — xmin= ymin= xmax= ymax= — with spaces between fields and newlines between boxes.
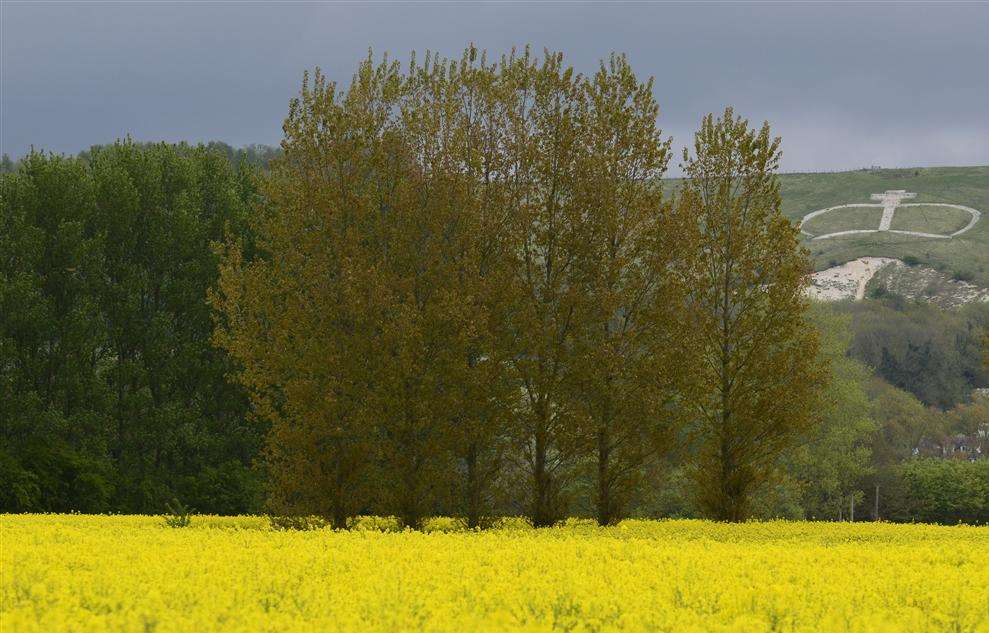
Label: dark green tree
xmin=1 ymin=142 xmax=262 ymax=514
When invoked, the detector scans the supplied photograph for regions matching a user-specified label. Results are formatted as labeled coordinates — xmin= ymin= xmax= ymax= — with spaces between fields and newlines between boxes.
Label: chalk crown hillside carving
xmin=799 ymin=190 xmax=981 ymax=240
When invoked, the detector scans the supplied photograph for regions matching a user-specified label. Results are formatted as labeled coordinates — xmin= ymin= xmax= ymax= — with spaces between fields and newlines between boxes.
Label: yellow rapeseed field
xmin=2 ymin=515 xmax=987 ymax=632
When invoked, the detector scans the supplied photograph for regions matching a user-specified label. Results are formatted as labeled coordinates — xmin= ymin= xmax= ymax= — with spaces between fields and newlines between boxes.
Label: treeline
xmin=2 ymin=141 xmax=280 ymax=176
xmin=208 ymin=48 xmax=817 ymax=529
xmin=838 ymin=297 xmax=989 ymax=409
xmin=2 ymin=48 xmax=987 ymax=526
xmin=1 ymin=143 xmax=262 ymax=513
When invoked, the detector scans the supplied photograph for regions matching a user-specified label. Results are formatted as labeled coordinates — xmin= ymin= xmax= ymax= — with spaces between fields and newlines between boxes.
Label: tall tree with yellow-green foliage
xmin=569 ymin=55 xmax=697 ymax=526
xmin=212 ymin=51 xmax=519 ymax=529
xmin=492 ymin=50 xmax=594 ymax=527
xmin=432 ymin=48 xmax=519 ymax=528
xmin=678 ymin=108 xmax=826 ymax=522
xmin=211 ymin=61 xmax=401 ymax=528
xmin=367 ymin=51 xmax=518 ymax=529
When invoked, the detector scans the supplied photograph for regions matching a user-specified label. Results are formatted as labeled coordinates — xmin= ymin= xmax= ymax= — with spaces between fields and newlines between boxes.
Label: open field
xmin=2 ymin=515 xmax=987 ymax=632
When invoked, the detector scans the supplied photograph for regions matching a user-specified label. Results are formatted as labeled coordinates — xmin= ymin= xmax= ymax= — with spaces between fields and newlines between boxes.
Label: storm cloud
xmin=2 ymin=2 xmax=987 ymax=173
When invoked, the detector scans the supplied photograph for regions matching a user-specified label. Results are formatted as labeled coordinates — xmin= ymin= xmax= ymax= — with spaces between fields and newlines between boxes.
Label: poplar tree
xmin=679 ymin=108 xmax=825 ymax=522
xmin=497 ymin=50 xmax=590 ymax=527
xmin=571 ymin=55 xmax=696 ymax=525
xmin=440 ymin=49 xmax=517 ymax=528
xmin=368 ymin=52 xmax=494 ymax=530
xmin=212 ymin=61 xmax=408 ymax=528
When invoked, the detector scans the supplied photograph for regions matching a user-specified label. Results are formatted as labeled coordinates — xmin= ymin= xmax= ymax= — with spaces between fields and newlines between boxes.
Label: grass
xmin=663 ymin=166 xmax=989 ymax=286
xmin=777 ymin=166 xmax=989 ymax=286
xmin=800 ymin=205 xmax=883 ymax=235
xmin=2 ymin=514 xmax=988 ymax=632
xmin=889 ymin=204 xmax=973 ymax=234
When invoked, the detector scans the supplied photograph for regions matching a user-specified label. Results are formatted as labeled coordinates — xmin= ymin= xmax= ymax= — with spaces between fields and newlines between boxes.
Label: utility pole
xmin=874 ymin=483 xmax=880 ymax=521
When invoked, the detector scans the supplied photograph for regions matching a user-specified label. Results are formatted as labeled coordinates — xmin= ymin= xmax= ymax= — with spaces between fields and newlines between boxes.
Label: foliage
xmin=212 ymin=48 xmax=704 ymax=528
xmin=163 ymin=498 xmax=193 ymax=528
xmin=0 ymin=143 xmax=262 ymax=514
xmin=3 ymin=515 xmax=988 ymax=631
xmin=777 ymin=306 xmax=876 ymax=520
xmin=212 ymin=54 xmax=500 ymax=529
xmin=0 ymin=154 xmax=17 ymax=173
xmin=835 ymin=298 xmax=989 ymax=408
xmin=568 ymin=55 xmax=695 ymax=526
xmin=882 ymin=459 xmax=989 ymax=524
xmin=677 ymin=108 xmax=826 ymax=521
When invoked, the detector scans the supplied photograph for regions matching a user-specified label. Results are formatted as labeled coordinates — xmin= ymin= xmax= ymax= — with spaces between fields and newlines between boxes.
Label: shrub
xmin=884 ymin=459 xmax=989 ymax=524
xmin=866 ymin=285 xmax=888 ymax=300
xmin=164 ymin=498 xmax=193 ymax=528
xmin=267 ymin=515 xmax=328 ymax=531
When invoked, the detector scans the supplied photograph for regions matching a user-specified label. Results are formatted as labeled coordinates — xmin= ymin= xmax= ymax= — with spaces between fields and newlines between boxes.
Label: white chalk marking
xmin=799 ymin=193 xmax=981 ymax=241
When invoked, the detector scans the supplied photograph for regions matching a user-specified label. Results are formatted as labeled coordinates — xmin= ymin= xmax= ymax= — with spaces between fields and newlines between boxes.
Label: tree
xmin=884 ymin=459 xmax=989 ymax=524
xmin=679 ymin=108 xmax=826 ymax=522
xmin=781 ymin=307 xmax=875 ymax=520
xmin=213 ymin=61 xmax=405 ymax=528
xmin=366 ymin=52 xmax=511 ymax=529
xmin=1 ymin=143 xmax=260 ymax=514
xmin=0 ymin=152 xmax=113 ymax=512
xmin=213 ymin=52 xmax=517 ymax=529
xmin=569 ymin=55 xmax=695 ymax=525
xmin=432 ymin=48 xmax=518 ymax=528
xmin=493 ymin=50 xmax=592 ymax=527
xmin=93 ymin=142 xmax=259 ymax=511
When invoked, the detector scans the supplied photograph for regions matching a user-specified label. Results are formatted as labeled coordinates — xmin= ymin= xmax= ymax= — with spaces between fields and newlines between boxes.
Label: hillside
xmin=778 ymin=166 xmax=989 ymax=287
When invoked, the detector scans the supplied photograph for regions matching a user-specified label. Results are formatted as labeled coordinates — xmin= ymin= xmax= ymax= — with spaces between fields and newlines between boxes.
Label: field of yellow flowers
xmin=2 ymin=514 xmax=987 ymax=632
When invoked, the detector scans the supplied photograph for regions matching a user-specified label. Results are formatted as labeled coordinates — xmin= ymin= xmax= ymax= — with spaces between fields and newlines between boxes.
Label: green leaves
xmin=679 ymin=108 xmax=826 ymax=522
xmin=1 ymin=142 xmax=261 ymax=514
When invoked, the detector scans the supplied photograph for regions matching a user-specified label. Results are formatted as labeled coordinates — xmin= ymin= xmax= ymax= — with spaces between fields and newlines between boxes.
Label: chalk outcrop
xmin=807 ymin=257 xmax=989 ymax=307
xmin=806 ymin=257 xmax=898 ymax=301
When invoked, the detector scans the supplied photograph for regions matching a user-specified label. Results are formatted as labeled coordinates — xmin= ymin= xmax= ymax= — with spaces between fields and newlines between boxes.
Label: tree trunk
xmin=398 ymin=469 xmax=424 ymax=531
xmin=331 ymin=448 xmax=348 ymax=530
xmin=531 ymin=429 xmax=555 ymax=527
xmin=331 ymin=502 xmax=348 ymax=530
xmin=597 ymin=426 xmax=614 ymax=526
xmin=464 ymin=441 xmax=481 ymax=529
xmin=717 ymin=429 xmax=746 ymax=522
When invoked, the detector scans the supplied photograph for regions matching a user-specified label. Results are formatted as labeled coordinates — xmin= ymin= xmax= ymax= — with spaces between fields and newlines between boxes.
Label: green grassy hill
xmin=776 ymin=166 xmax=989 ymax=285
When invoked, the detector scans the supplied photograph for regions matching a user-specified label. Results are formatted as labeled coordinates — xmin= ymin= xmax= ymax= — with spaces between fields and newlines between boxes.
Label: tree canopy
xmin=3 ymin=48 xmax=985 ymax=526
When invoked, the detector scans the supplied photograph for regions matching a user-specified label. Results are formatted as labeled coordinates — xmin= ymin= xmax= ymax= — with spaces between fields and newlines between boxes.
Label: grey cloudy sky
xmin=2 ymin=1 xmax=988 ymax=173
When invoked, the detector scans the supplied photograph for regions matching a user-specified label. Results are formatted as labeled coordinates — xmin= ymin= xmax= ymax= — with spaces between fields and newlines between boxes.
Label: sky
xmin=2 ymin=2 xmax=988 ymax=173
